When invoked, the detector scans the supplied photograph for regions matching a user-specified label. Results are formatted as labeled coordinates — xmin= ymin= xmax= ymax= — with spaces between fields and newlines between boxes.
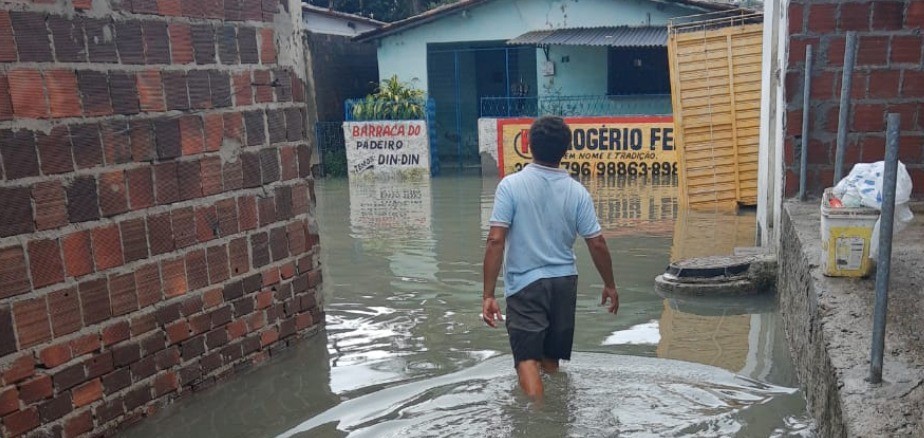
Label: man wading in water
xmin=482 ymin=116 xmax=620 ymax=399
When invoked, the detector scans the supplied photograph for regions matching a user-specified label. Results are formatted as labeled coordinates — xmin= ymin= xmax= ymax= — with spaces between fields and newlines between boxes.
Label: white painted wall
xmin=756 ymin=0 xmax=788 ymax=251
xmin=478 ymin=118 xmax=501 ymax=176
xmin=771 ymin=0 xmax=788 ymax=250
xmin=478 ymin=118 xmax=499 ymax=164
xmin=539 ymin=46 xmax=610 ymax=96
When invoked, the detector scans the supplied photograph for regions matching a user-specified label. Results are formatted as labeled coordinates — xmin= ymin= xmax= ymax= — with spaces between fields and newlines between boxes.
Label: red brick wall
xmin=0 ymin=1 xmax=322 ymax=436
xmin=785 ymin=0 xmax=924 ymax=198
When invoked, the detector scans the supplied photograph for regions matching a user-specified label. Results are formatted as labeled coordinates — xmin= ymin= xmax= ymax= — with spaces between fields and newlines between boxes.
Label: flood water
xmin=128 ymin=175 xmax=814 ymax=438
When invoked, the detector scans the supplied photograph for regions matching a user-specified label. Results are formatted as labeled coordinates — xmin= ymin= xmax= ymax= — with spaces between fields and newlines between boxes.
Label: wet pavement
xmin=127 ymin=175 xmax=814 ymax=438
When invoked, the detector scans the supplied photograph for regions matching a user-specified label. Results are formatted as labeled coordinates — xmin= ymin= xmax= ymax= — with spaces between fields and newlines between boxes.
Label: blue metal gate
xmin=427 ymin=44 xmax=537 ymax=171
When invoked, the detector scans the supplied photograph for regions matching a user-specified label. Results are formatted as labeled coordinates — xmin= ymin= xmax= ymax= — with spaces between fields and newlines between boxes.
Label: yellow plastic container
xmin=820 ymin=188 xmax=879 ymax=277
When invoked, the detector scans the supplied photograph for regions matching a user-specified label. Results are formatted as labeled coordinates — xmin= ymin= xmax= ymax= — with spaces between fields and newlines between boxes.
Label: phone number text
xmin=513 ymin=161 xmax=678 ymax=176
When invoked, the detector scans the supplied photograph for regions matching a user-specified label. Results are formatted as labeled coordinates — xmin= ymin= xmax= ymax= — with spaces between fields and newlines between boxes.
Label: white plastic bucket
xmin=820 ymin=188 xmax=879 ymax=277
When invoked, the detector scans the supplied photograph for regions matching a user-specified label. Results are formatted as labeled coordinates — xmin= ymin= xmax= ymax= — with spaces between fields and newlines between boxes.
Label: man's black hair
xmin=530 ymin=116 xmax=571 ymax=164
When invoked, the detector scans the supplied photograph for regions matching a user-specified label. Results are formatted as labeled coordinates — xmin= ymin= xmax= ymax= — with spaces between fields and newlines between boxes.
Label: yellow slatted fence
xmin=668 ymin=12 xmax=764 ymax=210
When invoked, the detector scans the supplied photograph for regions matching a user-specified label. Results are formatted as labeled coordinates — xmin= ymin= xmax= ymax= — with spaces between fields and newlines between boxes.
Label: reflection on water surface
xmin=127 ymin=176 xmax=813 ymax=438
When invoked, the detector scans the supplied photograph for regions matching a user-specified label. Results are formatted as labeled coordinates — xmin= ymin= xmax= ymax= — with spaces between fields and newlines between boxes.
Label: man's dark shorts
xmin=505 ymin=275 xmax=578 ymax=367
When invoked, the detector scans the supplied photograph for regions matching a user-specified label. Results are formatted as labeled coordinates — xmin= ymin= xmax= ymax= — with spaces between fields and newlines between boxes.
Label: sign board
xmin=496 ymin=116 xmax=676 ymax=178
xmin=343 ymin=121 xmax=430 ymax=179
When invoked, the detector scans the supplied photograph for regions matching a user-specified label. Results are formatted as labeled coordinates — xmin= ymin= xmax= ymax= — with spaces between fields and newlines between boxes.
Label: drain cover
xmin=655 ymin=253 xmax=777 ymax=297
xmin=665 ymin=255 xmax=757 ymax=281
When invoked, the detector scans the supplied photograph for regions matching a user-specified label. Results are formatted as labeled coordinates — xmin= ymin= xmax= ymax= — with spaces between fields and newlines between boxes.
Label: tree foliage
xmin=307 ymin=0 xmax=460 ymax=22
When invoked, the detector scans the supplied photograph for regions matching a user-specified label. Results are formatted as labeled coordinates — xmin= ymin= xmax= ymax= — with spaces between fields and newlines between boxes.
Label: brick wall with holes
xmin=0 ymin=1 xmax=323 ymax=437
xmin=785 ymin=0 xmax=924 ymax=198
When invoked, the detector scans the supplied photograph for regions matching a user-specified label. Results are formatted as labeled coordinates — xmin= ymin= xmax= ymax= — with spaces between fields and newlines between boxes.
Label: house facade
xmin=356 ymin=0 xmax=735 ymax=170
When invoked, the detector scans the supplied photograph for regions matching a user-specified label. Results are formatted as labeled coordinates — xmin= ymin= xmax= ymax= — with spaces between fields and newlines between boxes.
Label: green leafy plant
xmin=322 ymin=148 xmax=348 ymax=177
xmin=351 ymin=75 xmax=426 ymax=121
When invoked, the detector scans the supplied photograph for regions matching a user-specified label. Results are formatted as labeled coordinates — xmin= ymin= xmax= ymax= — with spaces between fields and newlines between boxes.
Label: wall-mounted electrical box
xmin=542 ymin=61 xmax=555 ymax=76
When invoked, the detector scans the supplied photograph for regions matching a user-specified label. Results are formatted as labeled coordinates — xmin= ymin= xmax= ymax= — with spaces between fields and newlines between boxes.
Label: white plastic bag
xmin=832 ymin=161 xmax=913 ymax=208
xmin=870 ymin=204 xmax=913 ymax=259
xmin=832 ymin=161 xmax=914 ymax=260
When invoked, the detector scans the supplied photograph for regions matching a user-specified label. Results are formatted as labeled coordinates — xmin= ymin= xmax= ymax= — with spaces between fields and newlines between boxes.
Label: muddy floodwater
xmin=129 ymin=176 xmax=814 ymax=438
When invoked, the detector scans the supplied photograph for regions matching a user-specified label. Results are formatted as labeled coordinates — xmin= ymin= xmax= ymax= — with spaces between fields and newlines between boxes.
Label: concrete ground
xmin=780 ymin=201 xmax=924 ymax=437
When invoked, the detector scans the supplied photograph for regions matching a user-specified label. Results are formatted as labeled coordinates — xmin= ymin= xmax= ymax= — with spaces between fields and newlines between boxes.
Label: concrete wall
xmin=306 ymin=33 xmax=378 ymax=122
xmin=778 ymin=202 xmax=924 ymax=437
xmin=375 ymin=0 xmax=702 ymax=94
xmin=0 ymin=1 xmax=322 ymax=436
xmin=784 ymin=0 xmax=924 ymax=199
xmin=756 ymin=0 xmax=789 ymax=249
xmin=478 ymin=118 xmax=499 ymax=176
xmin=777 ymin=205 xmax=847 ymax=438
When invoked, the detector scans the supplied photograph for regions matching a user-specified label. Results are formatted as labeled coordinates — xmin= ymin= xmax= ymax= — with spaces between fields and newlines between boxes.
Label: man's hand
xmin=482 ymin=297 xmax=503 ymax=328
xmin=601 ymin=285 xmax=619 ymax=314
xmin=585 ymin=235 xmax=619 ymax=315
xmin=482 ymin=226 xmax=507 ymax=328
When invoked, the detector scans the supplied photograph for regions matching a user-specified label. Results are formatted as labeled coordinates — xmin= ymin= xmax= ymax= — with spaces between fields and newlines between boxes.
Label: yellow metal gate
xmin=668 ymin=12 xmax=763 ymax=209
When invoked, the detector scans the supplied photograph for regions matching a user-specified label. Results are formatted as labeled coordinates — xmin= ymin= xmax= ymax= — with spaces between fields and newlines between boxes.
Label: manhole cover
xmin=666 ymin=255 xmax=758 ymax=280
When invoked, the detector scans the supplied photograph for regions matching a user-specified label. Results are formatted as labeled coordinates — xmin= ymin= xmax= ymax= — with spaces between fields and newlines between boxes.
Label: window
xmin=607 ymin=47 xmax=671 ymax=95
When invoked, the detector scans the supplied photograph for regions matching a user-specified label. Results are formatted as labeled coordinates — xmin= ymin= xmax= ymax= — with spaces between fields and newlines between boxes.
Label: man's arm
xmin=585 ymin=235 xmax=619 ymax=314
xmin=482 ymin=226 xmax=507 ymax=327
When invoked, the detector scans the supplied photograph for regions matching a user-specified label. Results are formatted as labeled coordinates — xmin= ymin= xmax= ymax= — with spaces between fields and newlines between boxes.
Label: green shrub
xmin=322 ymin=148 xmax=348 ymax=177
xmin=351 ymin=75 xmax=426 ymax=121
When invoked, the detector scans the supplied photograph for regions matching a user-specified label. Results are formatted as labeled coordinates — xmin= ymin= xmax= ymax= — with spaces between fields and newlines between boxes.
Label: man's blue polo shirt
xmin=489 ymin=163 xmax=602 ymax=297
